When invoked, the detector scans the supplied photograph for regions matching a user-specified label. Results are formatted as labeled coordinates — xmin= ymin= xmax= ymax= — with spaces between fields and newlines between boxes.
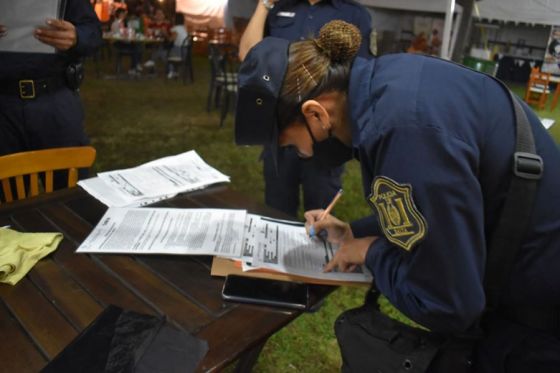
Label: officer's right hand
xmin=304 ymin=209 xmax=353 ymax=244
xmin=0 ymin=25 xmax=7 ymax=38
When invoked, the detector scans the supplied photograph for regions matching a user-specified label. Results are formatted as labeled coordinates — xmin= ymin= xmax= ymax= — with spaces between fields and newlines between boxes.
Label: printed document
xmin=0 ymin=0 xmax=59 ymax=53
xmin=240 ymin=214 xmax=372 ymax=283
xmin=78 ymin=150 xmax=230 ymax=207
xmin=77 ymin=207 xmax=372 ymax=283
xmin=77 ymin=208 xmax=246 ymax=257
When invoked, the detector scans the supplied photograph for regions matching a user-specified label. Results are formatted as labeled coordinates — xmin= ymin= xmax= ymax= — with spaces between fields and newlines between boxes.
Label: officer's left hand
xmin=0 ymin=25 xmax=7 ymax=38
xmin=34 ymin=19 xmax=77 ymax=51
xmin=324 ymin=236 xmax=377 ymax=273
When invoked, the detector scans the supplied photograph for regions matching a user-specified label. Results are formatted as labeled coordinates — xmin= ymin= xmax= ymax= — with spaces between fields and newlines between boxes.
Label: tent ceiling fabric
xmin=475 ymin=0 xmax=560 ymax=25
xmin=356 ymin=0 xmax=450 ymax=13
xmin=357 ymin=0 xmax=560 ymax=25
xmin=176 ymin=0 xmax=227 ymax=28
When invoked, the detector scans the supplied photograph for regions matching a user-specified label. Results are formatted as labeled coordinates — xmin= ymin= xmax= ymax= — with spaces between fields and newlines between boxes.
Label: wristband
xmin=262 ymin=0 xmax=275 ymax=10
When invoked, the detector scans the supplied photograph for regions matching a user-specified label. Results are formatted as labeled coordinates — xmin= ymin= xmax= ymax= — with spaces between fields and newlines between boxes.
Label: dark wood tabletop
xmin=0 ymin=185 xmax=333 ymax=372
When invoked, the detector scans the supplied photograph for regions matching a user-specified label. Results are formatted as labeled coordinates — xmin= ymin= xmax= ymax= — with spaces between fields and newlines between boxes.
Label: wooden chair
xmin=524 ymin=66 xmax=551 ymax=110
xmin=0 ymin=146 xmax=96 ymax=203
xmin=550 ymin=79 xmax=560 ymax=111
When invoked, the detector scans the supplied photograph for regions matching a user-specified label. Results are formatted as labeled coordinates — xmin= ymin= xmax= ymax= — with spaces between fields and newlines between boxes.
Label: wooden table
xmin=0 ymin=186 xmax=333 ymax=372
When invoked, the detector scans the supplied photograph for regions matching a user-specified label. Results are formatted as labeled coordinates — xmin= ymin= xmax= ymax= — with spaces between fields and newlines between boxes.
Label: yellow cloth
xmin=0 ymin=228 xmax=63 ymax=285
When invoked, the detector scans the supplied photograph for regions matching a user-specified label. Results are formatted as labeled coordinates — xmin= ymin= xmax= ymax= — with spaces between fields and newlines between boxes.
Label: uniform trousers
xmin=262 ymin=146 xmax=343 ymax=218
xmin=0 ymin=87 xmax=90 ymax=192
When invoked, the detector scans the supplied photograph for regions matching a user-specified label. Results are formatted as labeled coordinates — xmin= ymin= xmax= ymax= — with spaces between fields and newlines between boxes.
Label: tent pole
xmin=449 ymin=4 xmax=463 ymax=60
xmin=441 ymin=0 xmax=456 ymax=59
xmin=452 ymin=0 xmax=475 ymax=62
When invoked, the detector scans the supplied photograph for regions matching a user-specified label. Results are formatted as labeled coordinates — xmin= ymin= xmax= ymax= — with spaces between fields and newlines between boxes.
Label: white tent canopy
xmin=357 ymin=0 xmax=560 ymax=58
xmin=358 ymin=0 xmax=560 ymax=26
xmin=476 ymin=0 xmax=560 ymax=25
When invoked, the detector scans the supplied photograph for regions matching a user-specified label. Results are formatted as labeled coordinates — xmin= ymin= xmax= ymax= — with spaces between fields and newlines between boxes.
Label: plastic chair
xmin=166 ymin=35 xmax=194 ymax=84
xmin=524 ymin=67 xmax=551 ymax=110
xmin=0 ymin=146 xmax=96 ymax=203
xmin=206 ymin=43 xmax=238 ymax=114
xmin=219 ymin=48 xmax=240 ymax=127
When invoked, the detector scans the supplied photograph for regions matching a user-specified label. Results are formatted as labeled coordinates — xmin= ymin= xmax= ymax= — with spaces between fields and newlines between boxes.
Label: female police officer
xmin=235 ymin=20 xmax=560 ymax=372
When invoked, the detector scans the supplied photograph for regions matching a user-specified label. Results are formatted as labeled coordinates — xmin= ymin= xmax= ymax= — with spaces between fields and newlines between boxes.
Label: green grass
xmin=81 ymin=55 xmax=560 ymax=372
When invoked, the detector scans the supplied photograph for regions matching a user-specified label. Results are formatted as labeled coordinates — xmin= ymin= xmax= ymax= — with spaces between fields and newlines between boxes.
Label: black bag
xmin=335 ymin=291 xmax=478 ymax=373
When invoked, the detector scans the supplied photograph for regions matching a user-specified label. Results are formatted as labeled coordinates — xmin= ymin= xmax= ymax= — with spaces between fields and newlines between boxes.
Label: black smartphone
xmin=221 ymin=275 xmax=309 ymax=310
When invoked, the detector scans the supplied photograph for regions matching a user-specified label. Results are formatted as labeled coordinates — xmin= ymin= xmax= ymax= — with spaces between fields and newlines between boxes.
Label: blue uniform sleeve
xmin=350 ymin=214 xmax=380 ymax=238
xmin=64 ymin=0 xmax=102 ymax=58
xmin=364 ymin=126 xmax=486 ymax=333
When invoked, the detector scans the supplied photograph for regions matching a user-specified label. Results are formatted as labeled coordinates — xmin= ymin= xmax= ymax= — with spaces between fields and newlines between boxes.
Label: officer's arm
xmin=64 ymin=0 xmax=103 ymax=57
xmin=238 ymin=0 xmax=276 ymax=61
xmin=364 ymin=126 xmax=485 ymax=333
xmin=350 ymin=215 xmax=381 ymax=238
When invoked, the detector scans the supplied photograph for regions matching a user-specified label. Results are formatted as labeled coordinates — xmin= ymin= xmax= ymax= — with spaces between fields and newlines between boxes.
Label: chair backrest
xmin=209 ymin=43 xmax=238 ymax=80
xmin=222 ymin=47 xmax=240 ymax=90
xmin=180 ymin=35 xmax=193 ymax=60
xmin=0 ymin=146 xmax=96 ymax=203
xmin=208 ymin=43 xmax=226 ymax=79
xmin=528 ymin=66 xmax=551 ymax=86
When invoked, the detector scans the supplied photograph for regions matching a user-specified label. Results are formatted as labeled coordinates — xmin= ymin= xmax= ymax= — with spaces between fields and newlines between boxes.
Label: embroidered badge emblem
xmin=368 ymin=176 xmax=427 ymax=251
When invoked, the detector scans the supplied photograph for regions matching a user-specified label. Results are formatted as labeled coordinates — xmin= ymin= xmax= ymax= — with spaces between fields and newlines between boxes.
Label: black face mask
xmin=312 ymin=136 xmax=354 ymax=168
xmin=304 ymin=121 xmax=353 ymax=168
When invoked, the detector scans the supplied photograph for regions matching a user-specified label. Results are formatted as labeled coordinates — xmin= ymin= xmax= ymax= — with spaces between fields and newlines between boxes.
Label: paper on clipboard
xmin=210 ymin=257 xmax=369 ymax=286
xmin=0 ymin=0 xmax=60 ymax=54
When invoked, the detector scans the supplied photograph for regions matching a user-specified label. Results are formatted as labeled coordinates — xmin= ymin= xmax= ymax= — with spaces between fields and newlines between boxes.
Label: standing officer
xmin=235 ymin=20 xmax=560 ymax=371
xmin=238 ymin=0 xmax=372 ymax=218
xmin=0 ymin=0 xmax=102 ymax=188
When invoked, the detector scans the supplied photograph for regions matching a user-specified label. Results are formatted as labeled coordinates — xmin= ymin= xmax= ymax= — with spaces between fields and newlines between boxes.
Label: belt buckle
xmin=19 ymin=80 xmax=36 ymax=99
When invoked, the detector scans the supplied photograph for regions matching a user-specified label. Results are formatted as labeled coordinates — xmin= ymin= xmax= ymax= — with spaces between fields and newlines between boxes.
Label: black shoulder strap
xmin=484 ymin=89 xmax=544 ymax=310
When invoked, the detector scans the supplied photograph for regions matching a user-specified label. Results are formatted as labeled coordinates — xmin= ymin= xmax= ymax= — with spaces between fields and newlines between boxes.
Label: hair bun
xmin=315 ymin=20 xmax=362 ymax=63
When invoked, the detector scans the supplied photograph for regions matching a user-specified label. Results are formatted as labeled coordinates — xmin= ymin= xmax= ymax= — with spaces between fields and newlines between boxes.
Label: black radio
xmin=65 ymin=61 xmax=84 ymax=90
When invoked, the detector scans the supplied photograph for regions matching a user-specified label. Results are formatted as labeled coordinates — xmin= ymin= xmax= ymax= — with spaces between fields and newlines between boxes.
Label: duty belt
xmin=0 ymin=77 xmax=67 ymax=99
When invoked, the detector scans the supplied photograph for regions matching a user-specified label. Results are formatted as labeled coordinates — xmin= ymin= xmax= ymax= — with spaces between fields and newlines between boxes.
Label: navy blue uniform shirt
xmin=265 ymin=0 xmax=371 ymax=56
xmin=348 ymin=55 xmax=560 ymax=334
xmin=0 ymin=0 xmax=102 ymax=80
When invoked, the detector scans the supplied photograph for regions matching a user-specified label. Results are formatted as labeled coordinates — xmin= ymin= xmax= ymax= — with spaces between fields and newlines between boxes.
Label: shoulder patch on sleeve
xmin=368 ymin=176 xmax=427 ymax=251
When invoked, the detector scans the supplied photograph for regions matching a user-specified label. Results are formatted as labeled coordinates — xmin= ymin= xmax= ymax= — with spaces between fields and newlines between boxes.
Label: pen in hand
xmin=309 ymin=189 xmax=343 ymax=238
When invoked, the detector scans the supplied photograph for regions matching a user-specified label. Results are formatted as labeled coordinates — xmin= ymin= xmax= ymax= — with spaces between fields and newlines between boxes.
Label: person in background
xmin=0 ymin=0 xmax=102 ymax=189
xmin=110 ymin=7 xmax=127 ymax=34
xmin=166 ymin=13 xmax=189 ymax=79
xmin=143 ymin=8 xmax=172 ymax=70
xmin=238 ymin=0 xmax=372 ymax=218
xmin=407 ymin=31 xmax=428 ymax=54
xmin=235 ymin=20 xmax=560 ymax=372
xmin=111 ymin=7 xmax=143 ymax=74
xmin=429 ymin=28 xmax=441 ymax=56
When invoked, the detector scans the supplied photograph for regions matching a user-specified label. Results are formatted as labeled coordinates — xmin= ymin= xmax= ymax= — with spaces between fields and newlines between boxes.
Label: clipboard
xmin=211 ymin=256 xmax=369 ymax=287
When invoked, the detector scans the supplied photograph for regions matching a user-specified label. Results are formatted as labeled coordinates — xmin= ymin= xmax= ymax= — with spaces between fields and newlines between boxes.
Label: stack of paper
xmin=76 ymin=208 xmax=372 ymax=284
xmin=237 ymin=214 xmax=371 ymax=284
xmin=78 ymin=151 xmax=230 ymax=207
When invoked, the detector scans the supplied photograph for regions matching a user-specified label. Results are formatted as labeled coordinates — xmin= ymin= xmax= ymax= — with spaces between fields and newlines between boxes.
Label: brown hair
xmin=277 ymin=20 xmax=362 ymax=129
